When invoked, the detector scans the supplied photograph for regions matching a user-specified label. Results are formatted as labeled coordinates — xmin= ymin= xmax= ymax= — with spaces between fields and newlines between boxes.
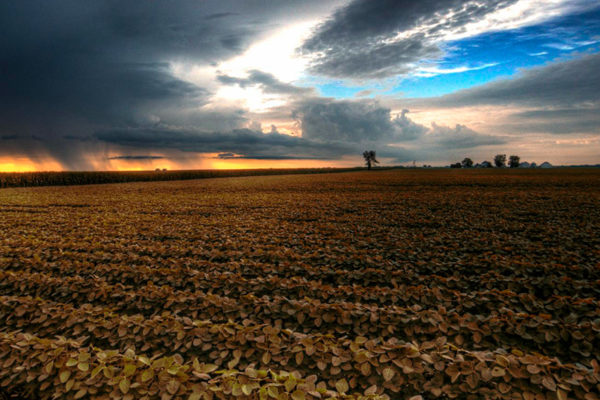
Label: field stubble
xmin=0 ymin=169 xmax=599 ymax=399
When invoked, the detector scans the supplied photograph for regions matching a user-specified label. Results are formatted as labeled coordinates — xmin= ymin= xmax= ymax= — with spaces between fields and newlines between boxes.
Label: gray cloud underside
xmin=409 ymin=53 xmax=600 ymax=135
xmin=108 ymin=155 xmax=165 ymax=160
xmin=95 ymin=127 xmax=366 ymax=160
xmin=217 ymin=70 xmax=315 ymax=95
xmin=300 ymin=0 xmax=519 ymax=78
xmin=293 ymin=98 xmax=504 ymax=149
xmin=427 ymin=53 xmax=600 ymax=107
xmin=92 ymin=96 xmax=504 ymax=163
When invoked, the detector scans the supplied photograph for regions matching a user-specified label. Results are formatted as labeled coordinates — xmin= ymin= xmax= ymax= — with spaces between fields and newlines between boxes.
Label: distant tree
xmin=494 ymin=154 xmax=507 ymax=168
xmin=509 ymin=155 xmax=520 ymax=168
xmin=363 ymin=150 xmax=379 ymax=170
xmin=450 ymin=162 xmax=462 ymax=168
xmin=481 ymin=161 xmax=492 ymax=168
xmin=461 ymin=157 xmax=473 ymax=168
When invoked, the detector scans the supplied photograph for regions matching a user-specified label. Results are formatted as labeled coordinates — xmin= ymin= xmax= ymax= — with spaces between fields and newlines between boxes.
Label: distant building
xmin=539 ymin=162 xmax=553 ymax=168
xmin=519 ymin=162 xmax=530 ymax=168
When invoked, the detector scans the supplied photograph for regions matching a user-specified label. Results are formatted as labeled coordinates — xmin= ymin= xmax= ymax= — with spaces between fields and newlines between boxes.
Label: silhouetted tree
xmin=363 ymin=151 xmax=379 ymax=170
xmin=462 ymin=157 xmax=473 ymax=168
xmin=494 ymin=154 xmax=507 ymax=168
xmin=509 ymin=155 xmax=520 ymax=168
xmin=450 ymin=162 xmax=462 ymax=168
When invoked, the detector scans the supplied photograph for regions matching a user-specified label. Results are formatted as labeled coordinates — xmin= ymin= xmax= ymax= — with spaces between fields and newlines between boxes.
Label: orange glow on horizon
xmin=0 ymin=154 xmax=357 ymax=172
xmin=0 ymin=157 xmax=64 ymax=173
xmin=207 ymin=157 xmax=345 ymax=170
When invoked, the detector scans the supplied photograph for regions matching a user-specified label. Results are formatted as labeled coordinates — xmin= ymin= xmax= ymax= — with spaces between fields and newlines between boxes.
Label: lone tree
xmin=363 ymin=150 xmax=379 ymax=170
xmin=494 ymin=154 xmax=507 ymax=168
xmin=461 ymin=157 xmax=473 ymax=168
xmin=509 ymin=155 xmax=520 ymax=168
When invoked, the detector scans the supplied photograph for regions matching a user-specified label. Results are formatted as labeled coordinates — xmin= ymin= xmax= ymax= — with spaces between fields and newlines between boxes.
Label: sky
xmin=1 ymin=0 xmax=599 ymax=171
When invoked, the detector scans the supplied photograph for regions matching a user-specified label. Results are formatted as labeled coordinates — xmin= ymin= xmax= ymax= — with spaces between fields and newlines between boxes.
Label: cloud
xmin=217 ymin=70 xmax=315 ymax=95
xmin=425 ymin=123 xmax=507 ymax=148
xmin=94 ymin=126 xmax=361 ymax=160
xmin=291 ymin=97 xmax=503 ymax=159
xmin=299 ymin=0 xmax=514 ymax=78
xmin=406 ymin=52 xmax=600 ymax=136
xmin=108 ymin=155 xmax=165 ymax=160
xmin=425 ymin=53 xmax=600 ymax=108
xmin=0 ymin=0 xmax=336 ymax=169
xmin=294 ymin=99 xmax=426 ymax=142
xmin=300 ymin=0 xmax=596 ymax=79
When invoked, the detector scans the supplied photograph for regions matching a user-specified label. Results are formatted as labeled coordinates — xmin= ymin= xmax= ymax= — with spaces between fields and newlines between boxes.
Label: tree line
xmin=451 ymin=154 xmax=521 ymax=168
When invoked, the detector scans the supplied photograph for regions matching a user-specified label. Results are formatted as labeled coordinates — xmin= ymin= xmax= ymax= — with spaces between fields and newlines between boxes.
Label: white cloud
xmin=415 ymin=63 xmax=498 ymax=77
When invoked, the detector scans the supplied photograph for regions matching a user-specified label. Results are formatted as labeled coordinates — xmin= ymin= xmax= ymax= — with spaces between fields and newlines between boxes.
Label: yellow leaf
xmin=228 ymin=358 xmax=240 ymax=369
xmin=141 ymin=368 xmax=154 ymax=382
xmin=167 ymin=380 xmax=180 ymax=395
xmin=335 ymin=378 xmax=349 ymax=394
xmin=59 ymin=370 xmax=71 ymax=383
xmin=44 ymin=361 xmax=54 ymax=374
xmin=66 ymin=358 xmax=78 ymax=367
xmin=119 ymin=378 xmax=130 ymax=394
xmin=77 ymin=362 xmax=89 ymax=372
xmin=268 ymin=386 xmax=279 ymax=398
xmin=242 ymin=384 xmax=253 ymax=396
xmin=365 ymin=385 xmax=377 ymax=395
xmin=123 ymin=363 xmax=137 ymax=377
xmin=91 ymin=365 xmax=102 ymax=379
xmin=232 ymin=383 xmax=243 ymax=396
xmin=285 ymin=375 xmax=297 ymax=392
xmin=291 ymin=390 xmax=305 ymax=400
xmin=139 ymin=356 xmax=151 ymax=366
xmin=383 ymin=367 xmax=395 ymax=382
xmin=202 ymin=363 xmax=218 ymax=373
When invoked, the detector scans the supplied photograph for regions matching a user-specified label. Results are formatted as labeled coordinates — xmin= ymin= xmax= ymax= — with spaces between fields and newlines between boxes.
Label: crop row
xmin=3 ymin=269 xmax=597 ymax=324
xmin=0 ymin=330 xmax=383 ymax=400
xmin=1 ymin=274 xmax=598 ymax=364
xmin=1 ymin=327 xmax=598 ymax=400
xmin=1 ymin=294 xmax=598 ymax=367
xmin=3 ymin=239 xmax=598 ymax=288
xmin=2 ymin=258 xmax=599 ymax=301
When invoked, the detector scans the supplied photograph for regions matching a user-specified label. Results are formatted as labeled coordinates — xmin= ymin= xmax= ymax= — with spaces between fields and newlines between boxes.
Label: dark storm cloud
xmin=215 ymin=153 xmax=323 ymax=160
xmin=0 ymin=0 xmax=337 ymax=169
xmin=217 ymin=70 xmax=315 ymax=95
xmin=94 ymin=127 xmax=361 ymax=160
xmin=204 ymin=12 xmax=239 ymax=20
xmin=300 ymin=0 xmax=519 ymax=78
xmin=108 ymin=155 xmax=165 ymax=160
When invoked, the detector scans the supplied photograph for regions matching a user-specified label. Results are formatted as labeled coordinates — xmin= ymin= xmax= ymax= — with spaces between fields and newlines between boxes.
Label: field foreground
xmin=0 ymin=169 xmax=599 ymax=399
